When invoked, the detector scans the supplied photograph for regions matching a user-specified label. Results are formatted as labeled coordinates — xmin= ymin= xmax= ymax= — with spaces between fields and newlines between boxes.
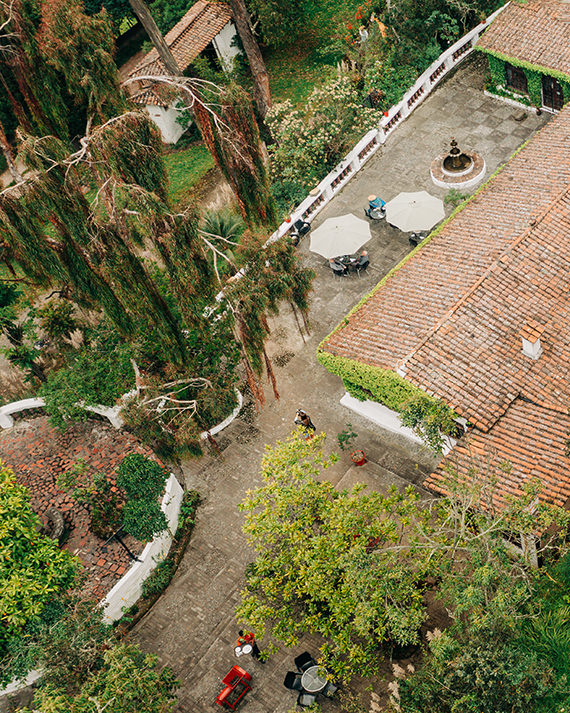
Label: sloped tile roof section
xmin=477 ymin=0 xmax=570 ymax=76
xmin=404 ymin=186 xmax=570 ymax=430
xmin=426 ymin=398 xmax=570 ymax=510
xmin=129 ymin=0 xmax=232 ymax=79
xmin=322 ymin=105 xmax=570 ymax=429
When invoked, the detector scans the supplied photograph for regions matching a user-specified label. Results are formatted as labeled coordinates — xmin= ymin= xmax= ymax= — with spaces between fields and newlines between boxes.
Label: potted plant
xmin=350 ymin=449 xmax=366 ymax=466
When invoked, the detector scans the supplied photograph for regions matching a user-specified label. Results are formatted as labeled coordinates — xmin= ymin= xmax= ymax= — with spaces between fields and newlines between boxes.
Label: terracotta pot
xmin=351 ymin=449 xmax=366 ymax=466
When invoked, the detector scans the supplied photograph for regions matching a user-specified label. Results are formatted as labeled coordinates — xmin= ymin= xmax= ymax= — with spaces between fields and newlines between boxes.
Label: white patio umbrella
xmin=385 ymin=191 xmax=445 ymax=232
xmin=309 ymin=213 xmax=372 ymax=259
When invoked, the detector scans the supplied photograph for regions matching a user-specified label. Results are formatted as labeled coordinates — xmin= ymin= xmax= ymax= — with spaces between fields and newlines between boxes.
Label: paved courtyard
xmin=0 ymin=52 xmax=547 ymax=713
xmin=127 ymin=53 xmax=552 ymax=713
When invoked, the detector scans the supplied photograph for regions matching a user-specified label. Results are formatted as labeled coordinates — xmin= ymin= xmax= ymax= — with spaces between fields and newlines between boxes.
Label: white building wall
xmin=145 ymin=103 xmax=185 ymax=145
xmin=212 ymin=21 xmax=241 ymax=71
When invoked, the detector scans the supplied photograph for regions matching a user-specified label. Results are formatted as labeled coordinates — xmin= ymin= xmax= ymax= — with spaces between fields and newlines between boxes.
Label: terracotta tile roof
xmin=323 ymin=105 xmax=570 ymax=433
xmin=426 ymin=398 xmax=570 ymax=511
xmin=129 ymin=0 xmax=232 ymax=79
xmin=130 ymin=85 xmax=177 ymax=107
xmin=477 ymin=0 xmax=570 ymax=76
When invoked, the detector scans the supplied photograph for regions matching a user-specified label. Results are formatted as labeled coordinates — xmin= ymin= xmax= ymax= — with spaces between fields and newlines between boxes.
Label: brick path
xmin=130 ymin=55 xmax=551 ymax=712
xmin=0 ymin=417 xmax=155 ymax=600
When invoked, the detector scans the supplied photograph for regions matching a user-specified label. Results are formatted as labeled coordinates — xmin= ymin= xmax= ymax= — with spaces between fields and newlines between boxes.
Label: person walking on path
xmin=295 ymin=409 xmax=316 ymax=438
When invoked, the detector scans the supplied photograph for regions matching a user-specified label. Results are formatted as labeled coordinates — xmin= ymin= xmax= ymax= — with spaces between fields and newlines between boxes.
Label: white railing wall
xmin=267 ymin=4 xmax=507 ymax=244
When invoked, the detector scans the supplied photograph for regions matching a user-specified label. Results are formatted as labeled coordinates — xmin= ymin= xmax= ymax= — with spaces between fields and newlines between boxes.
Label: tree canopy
xmin=238 ymin=433 xmax=427 ymax=681
xmin=0 ymin=462 xmax=79 ymax=660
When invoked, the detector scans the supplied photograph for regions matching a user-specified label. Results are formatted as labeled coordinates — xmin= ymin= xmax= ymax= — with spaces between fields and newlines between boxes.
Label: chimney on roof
xmin=520 ymin=321 xmax=545 ymax=360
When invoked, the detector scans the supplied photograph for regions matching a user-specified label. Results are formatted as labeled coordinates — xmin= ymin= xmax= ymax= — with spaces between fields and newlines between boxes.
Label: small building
xmin=318 ymin=104 xmax=570 ymax=560
xmin=128 ymin=0 xmax=240 ymax=143
xmin=477 ymin=0 xmax=570 ymax=112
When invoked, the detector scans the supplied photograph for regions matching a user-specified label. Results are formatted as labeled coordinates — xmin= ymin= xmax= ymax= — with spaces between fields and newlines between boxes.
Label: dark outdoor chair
xmin=322 ymin=681 xmax=338 ymax=698
xmin=294 ymin=219 xmax=311 ymax=236
xmin=297 ymin=692 xmax=317 ymax=708
xmin=283 ymin=671 xmax=303 ymax=691
xmin=294 ymin=651 xmax=317 ymax=673
xmin=409 ymin=231 xmax=427 ymax=247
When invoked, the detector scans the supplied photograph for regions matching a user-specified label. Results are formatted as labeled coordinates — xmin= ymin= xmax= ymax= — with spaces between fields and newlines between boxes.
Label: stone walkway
xmin=129 ymin=54 xmax=550 ymax=712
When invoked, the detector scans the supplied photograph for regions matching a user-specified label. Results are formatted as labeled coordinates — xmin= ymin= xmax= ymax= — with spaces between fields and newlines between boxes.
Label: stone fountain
xmin=430 ymin=137 xmax=486 ymax=190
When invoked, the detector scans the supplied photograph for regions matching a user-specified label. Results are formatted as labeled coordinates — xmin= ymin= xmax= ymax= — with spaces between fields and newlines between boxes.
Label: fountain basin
xmin=431 ymin=149 xmax=485 ymax=190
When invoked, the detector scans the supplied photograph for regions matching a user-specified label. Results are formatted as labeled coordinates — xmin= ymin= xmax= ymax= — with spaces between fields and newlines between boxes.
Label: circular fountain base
xmin=430 ymin=150 xmax=486 ymax=190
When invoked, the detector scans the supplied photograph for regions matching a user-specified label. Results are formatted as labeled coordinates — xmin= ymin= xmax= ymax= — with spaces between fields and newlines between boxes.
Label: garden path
xmin=130 ymin=54 xmax=551 ymax=712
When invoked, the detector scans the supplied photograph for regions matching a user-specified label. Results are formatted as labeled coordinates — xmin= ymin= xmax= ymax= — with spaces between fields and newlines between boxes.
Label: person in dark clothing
xmin=295 ymin=409 xmax=316 ymax=434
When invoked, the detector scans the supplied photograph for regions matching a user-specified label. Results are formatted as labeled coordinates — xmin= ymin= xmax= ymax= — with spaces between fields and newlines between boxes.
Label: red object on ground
xmin=217 ymin=666 xmax=252 ymax=709
xmin=351 ymin=450 xmax=366 ymax=466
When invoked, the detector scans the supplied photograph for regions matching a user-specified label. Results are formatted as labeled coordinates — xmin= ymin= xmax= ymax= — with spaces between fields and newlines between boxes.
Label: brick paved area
xmin=0 ymin=416 xmax=154 ymax=600
xmin=130 ymin=55 xmax=552 ymax=713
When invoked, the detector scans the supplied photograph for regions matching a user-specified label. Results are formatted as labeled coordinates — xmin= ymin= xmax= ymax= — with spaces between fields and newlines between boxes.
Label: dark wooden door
xmin=542 ymin=74 xmax=564 ymax=111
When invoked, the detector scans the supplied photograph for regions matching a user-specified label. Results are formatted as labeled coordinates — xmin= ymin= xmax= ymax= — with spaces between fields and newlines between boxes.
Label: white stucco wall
xmin=212 ymin=21 xmax=241 ymax=71
xmin=100 ymin=473 xmax=184 ymax=622
xmin=340 ymin=392 xmax=456 ymax=455
xmin=145 ymin=103 xmax=186 ymax=145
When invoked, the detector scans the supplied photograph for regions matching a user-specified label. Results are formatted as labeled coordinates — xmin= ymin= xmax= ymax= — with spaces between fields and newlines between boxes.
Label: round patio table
xmin=301 ymin=666 xmax=328 ymax=694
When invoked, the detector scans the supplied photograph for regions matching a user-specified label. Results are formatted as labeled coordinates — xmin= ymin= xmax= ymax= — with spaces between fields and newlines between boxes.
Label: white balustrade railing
xmin=266 ymin=3 xmax=507 ymax=244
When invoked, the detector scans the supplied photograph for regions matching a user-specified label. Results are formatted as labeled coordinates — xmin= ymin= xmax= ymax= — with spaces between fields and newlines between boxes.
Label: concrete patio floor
xmin=130 ymin=53 xmax=551 ymax=713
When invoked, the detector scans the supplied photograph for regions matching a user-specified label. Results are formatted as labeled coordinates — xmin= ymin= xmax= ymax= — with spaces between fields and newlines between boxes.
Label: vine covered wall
xmin=478 ymin=48 xmax=570 ymax=108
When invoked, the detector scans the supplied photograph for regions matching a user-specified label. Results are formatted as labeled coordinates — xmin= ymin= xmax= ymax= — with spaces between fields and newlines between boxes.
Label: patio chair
xmin=294 ymin=651 xmax=317 ymax=672
xmin=294 ymin=219 xmax=311 ymax=236
xmin=354 ymin=255 xmax=370 ymax=276
xmin=297 ymin=691 xmax=317 ymax=708
xmin=283 ymin=671 xmax=303 ymax=691
xmin=322 ymin=681 xmax=338 ymax=697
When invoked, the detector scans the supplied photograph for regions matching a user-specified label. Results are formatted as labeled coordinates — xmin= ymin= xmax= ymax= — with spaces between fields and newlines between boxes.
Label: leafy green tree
xmin=245 ymin=0 xmax=308 ymax=47
xmin=238 ymin=433 xmax=428 ymax=681
xmin=0 ymin=462 xmax=79 ymax=659
xmin=20 ymin=643 xmax=178 ymax=713
xmin=116 ymin=454 xmax=169 ymax=541
xmin=83 ymin=0 xmax=134 ymax=26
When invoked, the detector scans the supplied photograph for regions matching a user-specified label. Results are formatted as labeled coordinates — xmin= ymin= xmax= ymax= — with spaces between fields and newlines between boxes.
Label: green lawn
xmin=263 ymin=0 xmax=356 ymax=106
xmin=163 ymin=144 xmax=215 ymax=207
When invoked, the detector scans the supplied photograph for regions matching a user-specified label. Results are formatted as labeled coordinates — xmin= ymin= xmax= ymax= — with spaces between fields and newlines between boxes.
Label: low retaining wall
xmin=266 ymin=3 xmax=507 ymax=246
xmin=340 ymin=392 xmax=456 ymax=455
xmin=101 ymin=473 xmax=184 ymax=622
xmin=0 ymin=397 xmax=122 ymax=430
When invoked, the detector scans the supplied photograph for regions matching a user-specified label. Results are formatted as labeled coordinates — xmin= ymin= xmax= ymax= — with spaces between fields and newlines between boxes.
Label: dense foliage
xmin=40 ymin=318 xmax=135 ymax=427
xmin=0 ymin=463 xmax=79 ymax=661
xmin=238 ymin=434 xmax=427 ymax=681
xmin=267 ymin=77 xmax=377 ymax=188
xmin=116 ymin=454 xmax=169 ymax=542
xmin=21 ymin=643 xmax=178 ymax=713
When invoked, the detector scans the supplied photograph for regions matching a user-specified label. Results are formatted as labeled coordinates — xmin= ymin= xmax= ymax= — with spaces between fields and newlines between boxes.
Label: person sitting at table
xmin=329 ymin=258 xmax=348 ymax=275
xmin=365 ymin=195 xmax=386 ymax=220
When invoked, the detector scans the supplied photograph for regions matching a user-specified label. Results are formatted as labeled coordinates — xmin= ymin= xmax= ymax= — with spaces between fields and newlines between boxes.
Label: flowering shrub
xmin=267 ymin=77 xmax=378 ymax=188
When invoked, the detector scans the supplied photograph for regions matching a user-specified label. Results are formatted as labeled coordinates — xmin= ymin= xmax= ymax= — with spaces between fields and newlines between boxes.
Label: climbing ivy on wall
xmin=478 ymin=48 xmax=570 ymax=108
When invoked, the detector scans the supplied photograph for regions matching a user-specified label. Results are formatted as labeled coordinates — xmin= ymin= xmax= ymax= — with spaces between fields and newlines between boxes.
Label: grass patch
xmin=164 ymin=143 xmax=215 ymax=207
xmin=263 ymin=0 xmax=355 ymax=105
xmin=265 ymin=44 xmax=336 ymax=105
